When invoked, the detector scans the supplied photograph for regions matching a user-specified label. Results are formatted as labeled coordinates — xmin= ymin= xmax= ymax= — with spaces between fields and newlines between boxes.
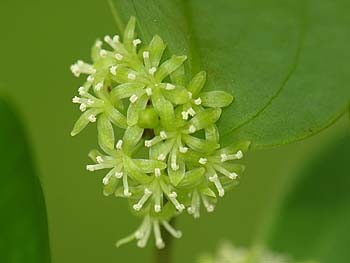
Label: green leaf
xmin=110 ymin=0 xmax=350 ymax=148
xmin=0 ymin=99 xmax=50 ymax=262
xmin=266 ymin=133 xmax=350 ymax=262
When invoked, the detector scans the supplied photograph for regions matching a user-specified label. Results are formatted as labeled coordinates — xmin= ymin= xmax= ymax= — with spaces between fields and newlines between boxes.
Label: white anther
xmin=112 ymin=35 xmax=120 ymax=43
xmin=133 ymin=204 xmax=142 ymax=211
xmin=179 ymin=146 xmax=188 ymax=153
xmin=228 ymin=172 xmax=238 ymax=180
xmin=87 ymin=99 xmax=94 ymax=105
xmin=99 ymin=49 xmax=108 ymax=57
xmin=187 ymin=108 xmax=196 ymax=116
xmin=209 ymin=174 xmax=224 ymax=197
xmin=220 ymin=153 xmax=228 ymax=162
xmin=79 ymin=103 xmax=86 ymax=112
xmin=154 ymin=204 xmax=161 ymax=213
xmin=115 ymin=53 xmax=123 ymax=60
xmin=133 ymin=39 xmax=141 ymax=46
xmin=165 ymin=83 xmax=175 ymax=90
xmin=199 ymin=158 xmax=207 ymax=165
xmin=78 ymin=86 xmax=85 ymax=95
xmin=154 ymin=168 xmax=161 ymax=177
xmin=129 ymin=94 xmax=138 ymax=103
xmin=181 ymin=111 xmax=189 ymax=120
xmin=72 ymin=96 xmax=80 ymax=103
xmin=102 ymin=174 xmax=112 ymax=185
xmin=144 ymin=188 xmax=152 ymax=195
xmin=149 ymin=67 xmax=157 ymax=75
xmin=95 ymin=40 xmax=103 ymax=48
xmin=188 ymin=91 xmax=193 ymax=99
xmin=96 ymin=156 xmax=103 ymax=163
xmin=88 ymin=115 xmax=96 ymax=122
xmin=115 ymin=172 xmax=123 ymax=178
xmin=188 ymin=125 xmax=196 ymax=133
xmin=128 ymin=73 xmax=136 ymax=80
xmin=87 ymin=75 xmax=95 ymax=83
xmin=157 ymin=154 xmax=166 ymax=161
xmin=194 ymin=97 xmax=202 ymax=105
xmin=236 ymin=150 xmax=243 ymax=159
xmin=95 ymin=82 xmax=103 ymax=91
xmin=86 ymin=165 xmax=95 ymax=171
xmin=116 ymin=139 xmax=123 ymax=150
xmin=143 ymin=51 xmax=149 ymax=59
xmin=110 ymin=65 xmax=117 ymax=75
xmin=144 ymin=140 xmax=152 ymax=147
xmin=160 ymin=131 xmax=167 ymax=139
xmin=169 ymin=192 xmax=177 ymax=198
xmin=187 ymin=207 xmax=193 ymax=214
xmin=145 ymin=88 xmax=152 ymax=96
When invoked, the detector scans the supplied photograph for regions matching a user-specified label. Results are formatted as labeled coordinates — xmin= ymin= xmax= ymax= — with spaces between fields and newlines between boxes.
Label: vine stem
xmin=154 ymin=218 xmax=176 ymax=263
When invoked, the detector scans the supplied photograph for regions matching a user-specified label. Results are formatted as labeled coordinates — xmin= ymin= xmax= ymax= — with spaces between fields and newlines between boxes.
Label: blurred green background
xmin=0 ymin=0 xmax=349 ymax=263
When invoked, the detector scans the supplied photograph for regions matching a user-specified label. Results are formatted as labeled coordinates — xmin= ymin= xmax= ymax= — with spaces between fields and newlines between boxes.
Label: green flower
xmin=70 ymin=16 xmax=249 ymax=248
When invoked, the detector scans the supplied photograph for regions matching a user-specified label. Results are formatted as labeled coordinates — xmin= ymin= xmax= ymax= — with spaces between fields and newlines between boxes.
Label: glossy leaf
xmin=111 ymin=0 xmax=350 ymax=149
xmin=0 ymin=99 xmax=50 ymax=262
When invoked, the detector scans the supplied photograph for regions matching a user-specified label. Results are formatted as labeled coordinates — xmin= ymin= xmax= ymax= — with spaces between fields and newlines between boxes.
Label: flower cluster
xmin=70 ymin=17 xmax=250 ymax=249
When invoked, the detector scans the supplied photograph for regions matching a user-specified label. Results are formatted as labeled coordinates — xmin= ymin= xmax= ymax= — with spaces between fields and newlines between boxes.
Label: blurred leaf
xmin=266 ymin=133 xmax=350 ymax=262
xmin=0 ymin=99 xmax=50 ymax=262
xmin=110 ymin=0 xmax=350 ymax=149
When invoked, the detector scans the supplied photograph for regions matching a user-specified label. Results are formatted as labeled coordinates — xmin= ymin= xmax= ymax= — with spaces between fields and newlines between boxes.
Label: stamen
xmin=95 ymin=82 xmax=103 ymax=91
xmin=153 ymin=221 xmax=165 ymax=249
xmin=78 ymin=86 xmax=85 ymax=95
xmin=143 ymin=51 xmax=149 ymax=59
xmin=154 ymin=204 xmax=161 ymax=213
xmin=95 ymin=40 xmax=103 ymax=48
xmin=149 ymin=67 xmax=157 ymax=75
xmin=88 ymin=115 xmax=96 ymax=122
xmin=220 ymin=150 xmax=243 ymax=162
xmin=165 ymin=83 xmax=175 ymax=90
xmin=112 ymin=35 xmax=120 ymax=43
xmin=102 ymin=172 xmax=113 ymax=185
xmin=188 ymin=125 xmax=196 ymax=133
xmin=171 ymin=152 xmax=179 ymax=171
xmin=154 ymin=168 xmax=161 ymax=177
xmin=79 ymin=103 xmax=87 ymax=112
xmin=179 ymin=146 xmax=188 ymax=153
xmin=115 ymin=53 xmax=123 ymax=61
xmin=159 ymin=131 xmax=167 ymax=139
xmin=209 ymin=174 xmax=224 ymax=197
xmin=201 ymin=194 xmax=215 ymax=212
xmin=87 ymin=75 xmax=95 ymax=83
xmin=122 ymin=173 xmax=132 ymax=197
xmin=181 ymin=111 xmax=189 ymax=120
xmin=129 ymin=94 xmax=138 ymax=103
xmin=187 ymin=108 xmax=196 ymax=116
xmin=168 ymin=191 xmax=185 ymax=212
xmin=199 ymin=158 xmax=207 ymax=165
xmin=194 ymin=97 xmax=202 ymax=105
xmin=133 ymin=39 xmax=142 ymax=46
xmin=99 ymin=49 xmax=108 ymax=57
xmin=72 ymin=96 xmax=81 ymax=103
xmin=96 ymin=156 xmax=104 ymax=163
xmin=128 ymin=73 xmax=136 ymax=80
xmin=145 ymin=88 xmax=152 ymax=96
xmin=157 ymin=154 xmax=166 ymax=161
xmin=133 ymin=188 xmax=152 ymax=211
xmin=161 ymin=221 xmax=182 ymax=238
xmin=188 ymin=91 xmax=193 ymax=99
xmin=115 ymin=171 xmax=123 ymax=178
xmin=104 ymin=35 xmax=117 ymax=49
xmin=110 ymin=65 xmax=117 ymax=75
xmin=116 ymin=139 xmax=123 ymax=150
